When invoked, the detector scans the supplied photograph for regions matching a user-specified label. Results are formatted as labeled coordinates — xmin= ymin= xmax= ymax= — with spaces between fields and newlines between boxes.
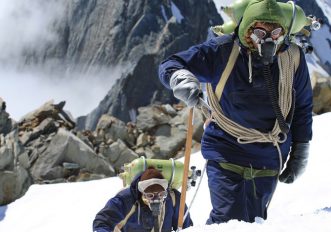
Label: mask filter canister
xmin=260 ymin=38 xmax=277 ymax=65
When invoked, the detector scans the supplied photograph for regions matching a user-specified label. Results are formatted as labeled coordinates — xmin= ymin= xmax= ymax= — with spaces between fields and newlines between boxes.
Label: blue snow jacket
xmin=159 ymin=34 xmax=313 ymax=170
xmin=93 ymin=175 xmax=193 ymax=232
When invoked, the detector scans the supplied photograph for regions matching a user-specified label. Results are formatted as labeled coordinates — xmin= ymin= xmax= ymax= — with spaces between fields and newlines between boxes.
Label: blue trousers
xmin=206 ymin=160 xmax=278 ymax=224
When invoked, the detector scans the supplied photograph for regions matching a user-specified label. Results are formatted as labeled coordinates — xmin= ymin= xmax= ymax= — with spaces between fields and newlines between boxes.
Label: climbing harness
xmin=219 ymin=162 xmax=278 ymax=199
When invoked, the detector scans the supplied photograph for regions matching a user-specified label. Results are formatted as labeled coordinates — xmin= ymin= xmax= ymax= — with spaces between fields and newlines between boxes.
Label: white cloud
xmin=0 ymin=0 xmax=126 ymax=121
xmin=0 ymin=66 xmax=124 ymax=121
xmin=0 ymin=0 xmax=66 ymax=64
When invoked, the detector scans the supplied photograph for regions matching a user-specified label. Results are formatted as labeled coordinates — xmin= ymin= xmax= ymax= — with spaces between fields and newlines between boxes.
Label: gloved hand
xmin=279 ymin=142 xmax=310 ymax=184
xmin=170 ymin=69 xmax=200 ymax=107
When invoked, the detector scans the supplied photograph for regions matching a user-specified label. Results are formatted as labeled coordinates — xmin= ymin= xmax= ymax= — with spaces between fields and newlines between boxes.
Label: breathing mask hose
xmin=150 ymin=202 xmax=161 ymax=232
xmin=153 ymin=215 xmax=160 ymax=232
xmin=284 ymin=0 xmax=297 ymax=46
xmin=285 ymin=88 xmax=296 ymax=133
xmin=261 ymin=41 xmax=277 ymax=65
xmin=263 ymin=65 xmax=290 ymax=134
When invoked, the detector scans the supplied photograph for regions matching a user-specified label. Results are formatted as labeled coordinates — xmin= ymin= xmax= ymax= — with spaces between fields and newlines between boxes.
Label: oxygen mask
xmin=138 ymin=178 xmax=168 ymax=216
xmin=142 ymin=190 xmax=167 ymax=215
xmin=250 ymin=27 xmax=284 ymax=65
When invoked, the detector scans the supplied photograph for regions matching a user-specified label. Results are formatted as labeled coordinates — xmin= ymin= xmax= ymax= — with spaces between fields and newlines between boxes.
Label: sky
xmin=0 ymin=112 xmax=330 ymax=232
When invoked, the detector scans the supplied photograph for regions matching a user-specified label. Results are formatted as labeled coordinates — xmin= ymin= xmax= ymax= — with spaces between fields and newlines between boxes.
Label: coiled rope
xmin=201 ymin=43 xmax=300 ymax=207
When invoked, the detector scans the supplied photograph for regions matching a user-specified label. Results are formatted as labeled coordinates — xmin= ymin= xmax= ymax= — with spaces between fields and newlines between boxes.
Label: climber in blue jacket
xmin=93 ymin=167 xmax=193 ymax=231
xmin=158 ymin=0 xmax=312 ymax=224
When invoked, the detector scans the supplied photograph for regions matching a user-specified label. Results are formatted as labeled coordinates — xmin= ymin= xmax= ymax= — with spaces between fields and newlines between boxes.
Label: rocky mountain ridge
xmin=36 ymin=0 xmax=223 ymax=129
xmin=22 ymin=0 xmax=331 ymax=130
xmin=0 ymin=98 xmax=203 ymax=205
xmin=77 ymin=0 xmax=331 ymax=129
xmin=1 ymin=0 xmax=331 ymax=206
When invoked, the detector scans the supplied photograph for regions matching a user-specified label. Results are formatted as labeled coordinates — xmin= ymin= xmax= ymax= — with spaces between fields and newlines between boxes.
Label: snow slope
xmin=316 ymin=0 xmax=331 ymax=24
xmin=0 ymin=113 xmax=331 ymax=232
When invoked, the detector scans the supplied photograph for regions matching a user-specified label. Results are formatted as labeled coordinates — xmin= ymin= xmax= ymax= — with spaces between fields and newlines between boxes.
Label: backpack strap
xmin=204 ymin=40 xmax=300 ymax=144
xmin=114 ymin=191 xmax=176 ymax=231
xmin=213 ymin=42 xmax=300 ymax=103
xmin=115 ymin=202 xmax=137 ymax=231
xmin=169 ymin=189 xmax=176 ymax=207
xmin=290 ymin=43 xmax=301 ymax=73
xmin=215 ymin=42 xmax=240 ymax=100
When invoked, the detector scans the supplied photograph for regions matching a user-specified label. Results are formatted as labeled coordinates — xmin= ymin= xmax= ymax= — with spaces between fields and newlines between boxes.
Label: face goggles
xmin=252 ymin=27 xmax=283 ymax=41
xmin=143 ymin=190 xmax=168 ymax=201
xmin=250 ymin=27 xmax=284 ymax=64
xmin=138 ymin=178 xmax=168 ymax=201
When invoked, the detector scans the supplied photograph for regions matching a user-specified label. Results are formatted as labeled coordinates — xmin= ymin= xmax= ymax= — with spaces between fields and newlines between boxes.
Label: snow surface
xmin=213 ymin=0 xmax=233 ymax=22
xmin=1 ymin=113 xmax=331 ymax=232
xmin=160 ymin=5 xmax=168 ymax=22
xmin=170 ymin=1 xmax=184 ymax=23
xmin=306 ymin=52 xmax=330 ymax=77
xmin=316 ymin=0 xmax=331 ymax=24
xmin=310 ymin=24 xmax=331 ymax=70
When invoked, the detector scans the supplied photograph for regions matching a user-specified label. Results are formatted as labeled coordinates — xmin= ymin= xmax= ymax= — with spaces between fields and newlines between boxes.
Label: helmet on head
xmin=238 ymin=0 xmax=287 ymax=48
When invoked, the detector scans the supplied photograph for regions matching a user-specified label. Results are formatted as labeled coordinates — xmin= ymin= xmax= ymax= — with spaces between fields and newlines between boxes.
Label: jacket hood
xmin=129 ymin=173 xmax=143 ymax=201
xmin=129 ymin=172 xmax=169 ymax=201
xmin=238 ymin=0 xmax=287 ymax=48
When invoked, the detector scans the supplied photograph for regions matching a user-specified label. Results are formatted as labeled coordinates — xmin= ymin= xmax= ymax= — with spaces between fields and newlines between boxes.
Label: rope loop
xmin=277 ymin=132 xmax=287 ymax=143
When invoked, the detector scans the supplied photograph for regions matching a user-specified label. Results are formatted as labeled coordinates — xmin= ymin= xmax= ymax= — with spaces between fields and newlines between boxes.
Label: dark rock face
xmin=279 ymin=0 xmax=331 ymax=74
xmin=77 ymin=53 xmax=176 ymax=129
xmin=311 ymin=72 xmax=331 ymax=114
xmin=28 ymin=0 xmax=331 ymax=130
xmin=49 ymin=0 xmax=222 ymax=129
xmin=73 ymin=0 xmax=331 ymax=129
xmin=0 ymin=98 xmax=15 ymax=136
xmin=290 ymin=0 xmax=329 ymax=24
xmin=45 ymin=0 xmax=221 ymax=68
xmin=28 ymin=128 xmax=115 ymax=181
xmin=1 ymin=99 xmax=205 ymax=195
xmin=0 ymin=131 xmax=32 ymax=206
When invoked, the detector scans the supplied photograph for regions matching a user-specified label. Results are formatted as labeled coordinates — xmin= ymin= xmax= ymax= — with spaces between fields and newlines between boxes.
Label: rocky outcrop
xmin=95 ymin=114 xmax=137 ymax=147
xmin=44 ymin=0 xmax=222 ymax=69
xmin=1 ymin=99 xmax=204 ymax=191
xmin=77 ymin=103 xmax=205 ymax=161
xmin=0 ymin=98 xmax=15 ymax=136
xmin=311 ymin=72 xmax=331 ymax=114
xmin=27 ymin=128 xmax=115 ymax=182
xmin=0 ymin=131 xmax=32 ymax=206
xmin=292 ymin=0 xmax=331 ymax=74
xmin=16 ymin=100 xmax=115 ymax=184
xmin=76 ymin=0 xmax=331 ymax=130
xmin=30 ymin=0 xmax=331 ymax=131
xmin=63 ymin=0 xmax=222 ymax=129
xmin=102 ymin=139 xmax=139 ymax=172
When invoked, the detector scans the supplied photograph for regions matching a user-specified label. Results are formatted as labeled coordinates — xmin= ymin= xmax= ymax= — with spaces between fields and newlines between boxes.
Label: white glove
xmin=170 ymin=69 xmax=200 ymax=107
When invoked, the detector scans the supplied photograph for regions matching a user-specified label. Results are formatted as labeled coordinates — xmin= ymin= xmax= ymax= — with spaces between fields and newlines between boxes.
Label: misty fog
xmin=0 ymin=0 xmax=121 ymax=120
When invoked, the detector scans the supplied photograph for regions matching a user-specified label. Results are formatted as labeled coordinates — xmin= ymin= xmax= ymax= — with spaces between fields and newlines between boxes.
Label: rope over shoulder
xmin=204 ymin=43 xmax=300 ymax=148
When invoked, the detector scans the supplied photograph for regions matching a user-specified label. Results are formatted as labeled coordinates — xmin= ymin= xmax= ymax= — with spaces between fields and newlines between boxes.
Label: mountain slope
xmin=0 ymin=113 xmax=330 ymax=231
